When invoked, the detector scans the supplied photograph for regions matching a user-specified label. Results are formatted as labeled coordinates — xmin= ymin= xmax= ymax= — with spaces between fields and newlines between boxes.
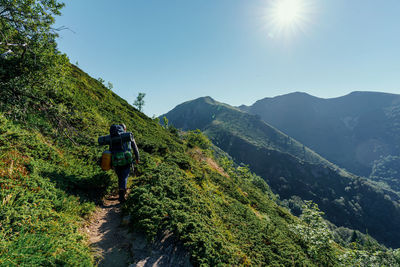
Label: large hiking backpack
xmin=109 ymin=124 xmax=133 ymax=167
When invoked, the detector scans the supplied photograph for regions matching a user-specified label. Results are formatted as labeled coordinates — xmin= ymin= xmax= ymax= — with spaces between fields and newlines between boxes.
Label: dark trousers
xmin=114 ymin=165 xmax=131 ymax=190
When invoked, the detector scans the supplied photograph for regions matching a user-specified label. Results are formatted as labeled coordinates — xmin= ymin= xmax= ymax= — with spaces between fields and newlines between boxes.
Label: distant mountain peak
xmin=349 ymin=91 xmax=381 ymax=95
xmin=198 ymin=96 xmax=215 ymax=101
xmin=188 ymin=96 xmax=217 ymax=105
xmin=250 ymin=91 xmax=319 ymax=107
xmin=347 ymin=91 xmax=399 ymax=97
xmin=287 ymin=91 xmax=313 ymax=96
xmin=246 ymin=91 xmax=400 ymax=109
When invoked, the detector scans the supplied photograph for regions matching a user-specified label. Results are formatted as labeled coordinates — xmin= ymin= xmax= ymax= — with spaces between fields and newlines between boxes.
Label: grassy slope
xmin=0 ymin=64 xmax=180 ymax=265
xmin=1 ymin=65 xmax=347 ymax=266
xmin=0 ymin=116 xmax=95 ymax=266
xmin=163 ymin=96 xmax=400 ymax=248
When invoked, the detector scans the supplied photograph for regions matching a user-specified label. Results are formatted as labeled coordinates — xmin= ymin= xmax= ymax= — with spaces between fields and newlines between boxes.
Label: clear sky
xmin=55 ymin=0 xmax=400 ymax=116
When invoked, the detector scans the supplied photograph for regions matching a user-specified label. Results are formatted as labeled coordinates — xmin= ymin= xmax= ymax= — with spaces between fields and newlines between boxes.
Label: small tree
xmin=162 ymin=116 xmax=169 ymax=128
xmin=133 ymin=92 xmax=146 ymax=112
xmin=290 ymin=201 xmax=335 ymax=263
xmin=107 ymin=82 xmax=113 ymax=90
xmin=97 ymin=77 xmax=105 ymax=84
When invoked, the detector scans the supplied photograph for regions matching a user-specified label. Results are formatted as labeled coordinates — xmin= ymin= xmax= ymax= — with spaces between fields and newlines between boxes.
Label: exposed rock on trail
xmin=131 ymin=231 xmax=192 ymax=267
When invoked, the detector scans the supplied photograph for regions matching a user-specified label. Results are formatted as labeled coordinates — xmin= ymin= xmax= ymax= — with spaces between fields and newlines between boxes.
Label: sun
xmin=266 ymin=0 xmax=313 ymax=39
xmin=272 ymin=0 xmax=304 ymax=26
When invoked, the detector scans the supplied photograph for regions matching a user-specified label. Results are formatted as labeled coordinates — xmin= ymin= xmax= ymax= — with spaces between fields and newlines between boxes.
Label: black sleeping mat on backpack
xmin=109 ymin=124 xmax=134 ymax=152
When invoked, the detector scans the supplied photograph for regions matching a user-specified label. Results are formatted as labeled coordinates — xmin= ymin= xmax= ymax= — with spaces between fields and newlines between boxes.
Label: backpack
xmin=109 ymin=124 xmax=133 ymax=167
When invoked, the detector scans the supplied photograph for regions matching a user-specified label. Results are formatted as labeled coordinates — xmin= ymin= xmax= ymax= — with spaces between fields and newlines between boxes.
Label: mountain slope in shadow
xmin=163 ymin=96 xmax=400 ymax=248
xmin=239 ymin=91 xmax=400 ymax=190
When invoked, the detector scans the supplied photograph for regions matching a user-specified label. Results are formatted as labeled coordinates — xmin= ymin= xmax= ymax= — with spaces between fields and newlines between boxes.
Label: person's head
xmin=120 ymin=123 xmax=127 ymax=132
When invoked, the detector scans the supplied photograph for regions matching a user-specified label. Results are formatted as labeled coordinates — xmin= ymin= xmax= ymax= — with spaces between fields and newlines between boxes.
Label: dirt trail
xmin=84 ymin=195 xmax=192 ymax=267
xmin=85 ymin=196 xmax=133 ymax=266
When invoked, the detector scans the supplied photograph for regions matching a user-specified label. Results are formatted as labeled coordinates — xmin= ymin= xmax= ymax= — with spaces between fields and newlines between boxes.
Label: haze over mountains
xmin=239 ymin=91 xmax=400 ymax=191
xmin=162 ymin=94 xmax=400 ymax=248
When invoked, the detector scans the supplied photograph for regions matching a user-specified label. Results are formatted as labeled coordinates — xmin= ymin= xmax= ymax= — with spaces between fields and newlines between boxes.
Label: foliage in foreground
xmin=290 ymin=201 xmax=400 ymax=266
xmin=0 ymin=116 xmax=98 ymax=266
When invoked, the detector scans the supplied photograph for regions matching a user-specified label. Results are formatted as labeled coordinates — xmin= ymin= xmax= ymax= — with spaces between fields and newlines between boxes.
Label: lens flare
xmin=265 ymin=0 xmax=314 ymax=39
xmin=273 ymin=0 xmax=304 ymax=25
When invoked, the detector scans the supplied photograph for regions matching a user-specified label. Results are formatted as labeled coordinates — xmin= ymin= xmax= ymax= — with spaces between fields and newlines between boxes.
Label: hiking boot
xmin=119 ymin=189 xmax=126 ymax=203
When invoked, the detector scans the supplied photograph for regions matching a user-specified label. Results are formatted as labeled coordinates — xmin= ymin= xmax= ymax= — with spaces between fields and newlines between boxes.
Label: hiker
xmin=109 ymin=123 xmax=140 ymax=203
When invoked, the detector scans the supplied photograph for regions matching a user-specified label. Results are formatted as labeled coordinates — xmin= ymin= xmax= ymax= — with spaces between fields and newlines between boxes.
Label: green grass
xmin=0 ymin=116 xmax=95 ymax=266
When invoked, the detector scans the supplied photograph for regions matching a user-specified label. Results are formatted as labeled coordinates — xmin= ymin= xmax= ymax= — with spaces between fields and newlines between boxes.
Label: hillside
xmin=163 ymin=96 xmax=400 ymax=248
xmin=1 ymin=61 xmax=366 ymax=265
xmin=239 ymin=91 xmax=400 ymax=191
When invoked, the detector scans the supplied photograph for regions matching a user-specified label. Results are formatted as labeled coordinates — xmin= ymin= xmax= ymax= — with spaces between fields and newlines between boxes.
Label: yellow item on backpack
xmin=101 ymin=150 xmax=112 ymax=171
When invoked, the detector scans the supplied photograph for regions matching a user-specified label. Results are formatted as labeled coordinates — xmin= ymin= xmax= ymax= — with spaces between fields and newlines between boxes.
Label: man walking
xmin=110 ymin=123 xmax=139 ymax=203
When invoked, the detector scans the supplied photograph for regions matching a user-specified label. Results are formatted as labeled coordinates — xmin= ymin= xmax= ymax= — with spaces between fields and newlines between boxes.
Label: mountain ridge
xmin=241 ymin=91 xmax=400 ymax=108
xmin=238 ymin=91 xmax=400 ymax=188
xmin=163 ymin=95 xmax=400 ymax=248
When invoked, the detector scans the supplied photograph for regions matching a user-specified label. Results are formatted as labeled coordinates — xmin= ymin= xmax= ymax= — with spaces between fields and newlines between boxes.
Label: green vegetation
xmin=133 ymin=92 xmax=146 ymax=112
xmin=124 ymin=130 xmax=400 ymax=265
xmin=163 ymin=96 xmax=400 ymax=248
xmin=371 ymin=155 xmax=400 ymax=191
xmin=1 ymin=0 xmax=399 ymax=265
xmin=293 ymin=201 xmax=400 ymax=266
xmin=125 ymin=132 xmax=322 ymax=266
xmin=1 ymin=1 xmax=97 ymax=265
xmin=0 ymin=115 xmax=97 ymax=266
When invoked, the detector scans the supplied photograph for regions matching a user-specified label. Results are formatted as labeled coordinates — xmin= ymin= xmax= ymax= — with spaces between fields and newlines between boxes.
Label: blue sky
xmin=55 ymin=0 xmax=400 ymax=116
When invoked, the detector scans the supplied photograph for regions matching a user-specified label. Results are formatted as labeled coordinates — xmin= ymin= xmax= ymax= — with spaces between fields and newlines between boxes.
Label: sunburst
xmin=266 ymin=0 xmax=314 ymax=39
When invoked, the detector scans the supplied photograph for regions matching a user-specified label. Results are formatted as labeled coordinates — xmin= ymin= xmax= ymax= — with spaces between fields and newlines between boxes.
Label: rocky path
xmin=84 ymin=195 xmax=192 ymax=267
xmin=85 ymin=195 xmax=133 ymax=266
